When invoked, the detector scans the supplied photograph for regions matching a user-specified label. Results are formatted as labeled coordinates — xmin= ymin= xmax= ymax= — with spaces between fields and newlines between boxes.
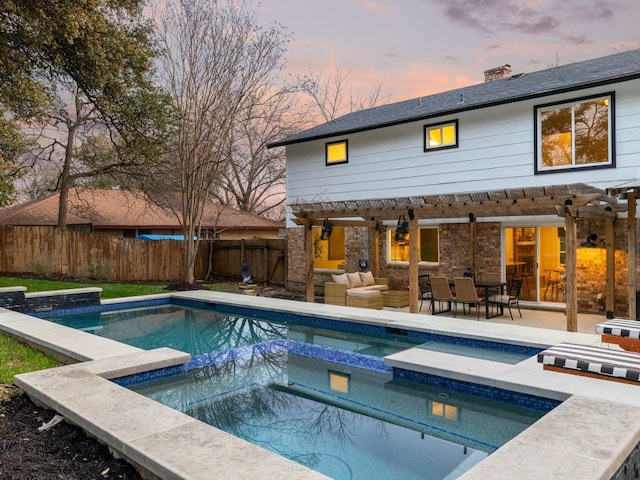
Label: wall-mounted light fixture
xmin=395 ymin=215 xmax=409 ymax=242
xmin=320 ymin=218 xmax=333 ymax=240
xmin=580 ymin=231 xmax=598 ymax=248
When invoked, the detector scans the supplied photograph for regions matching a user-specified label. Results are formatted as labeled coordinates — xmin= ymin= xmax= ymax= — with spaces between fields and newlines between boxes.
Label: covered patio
xmin=291 ymin=183 xmax=633 ymax=331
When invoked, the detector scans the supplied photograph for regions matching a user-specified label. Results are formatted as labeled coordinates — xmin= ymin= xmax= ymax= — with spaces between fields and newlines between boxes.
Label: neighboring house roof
xmin=269 ymin=48 xmax=640 ymax=148
xmin=0 ymin=188 xmax=283 ymax=231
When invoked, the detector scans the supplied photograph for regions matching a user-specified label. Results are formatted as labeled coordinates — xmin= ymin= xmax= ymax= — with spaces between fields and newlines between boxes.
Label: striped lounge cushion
xmin=537 ymin=343 xmax=640 ymax=382
xmin=595 ymin=319 xmax=640 ymax=339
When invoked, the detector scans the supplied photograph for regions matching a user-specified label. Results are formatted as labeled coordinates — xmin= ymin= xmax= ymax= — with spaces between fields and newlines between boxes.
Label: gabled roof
xmin=270 ymin=48 xmax=640 ymax=148
xmin=0 ymin=188 xmax=283 ymax=230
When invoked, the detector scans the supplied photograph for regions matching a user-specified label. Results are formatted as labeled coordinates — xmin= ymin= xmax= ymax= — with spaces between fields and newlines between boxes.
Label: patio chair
xmin=429 ymin=276 xmax=456 ymax=316
xmin=488 ymin=276 xmax=523 ymax=320
xmin=477 ymin=272 xmax=500 ymax=283
xmin=453 ymin=277 xmax=485 ymax=320
xmin=544 ymin=269 xmax=562 ymax=300
xmin=418 ymin=274 xmax=432 ymax=312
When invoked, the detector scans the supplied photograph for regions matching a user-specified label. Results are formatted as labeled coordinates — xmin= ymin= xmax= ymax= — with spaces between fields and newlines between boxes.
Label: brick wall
xmin=286 ymin=218 xmax=635 ymax=316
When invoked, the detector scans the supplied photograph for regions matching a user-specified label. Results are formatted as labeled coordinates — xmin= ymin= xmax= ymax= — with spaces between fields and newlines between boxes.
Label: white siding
xmin=286 ymin=79 xmax=640 ymax=207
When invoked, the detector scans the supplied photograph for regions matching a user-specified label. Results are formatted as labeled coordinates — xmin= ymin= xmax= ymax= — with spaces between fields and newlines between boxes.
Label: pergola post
xmin=628 ymin=192 xmax=637 ymax=320
xmin=605 ymin=218 xmax=615 ymax=318
xmin=304 ymin=222 xmax=314 ymax=303
xmin=370 ymin=222 xmax=380 ymax=277
xmin=565 ymin=214 xmax=578 ymax=332
xmin=469 ymin=214 xmax=477 ymax=273
xmin=408 ymin=211 xmax=419 ymax=313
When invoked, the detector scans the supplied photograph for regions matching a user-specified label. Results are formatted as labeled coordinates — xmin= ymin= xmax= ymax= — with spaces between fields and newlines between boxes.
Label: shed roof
xmin=0 ymin=188 xmax=283 ymax=230
xmin=270 ymin=48 xmax=640 ymax=148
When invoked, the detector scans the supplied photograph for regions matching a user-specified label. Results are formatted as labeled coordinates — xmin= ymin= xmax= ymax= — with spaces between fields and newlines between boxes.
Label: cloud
xmin=422 ymin=0 xmax=616 ymax=40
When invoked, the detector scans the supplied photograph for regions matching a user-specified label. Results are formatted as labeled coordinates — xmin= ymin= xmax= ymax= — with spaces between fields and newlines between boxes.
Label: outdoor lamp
xmin=395 ymin=215 xmax=409 ymax=242
xmin=320 ymin=218 xmax=333 ymax=240
xmin=580 ymin=231 xmax=598 ymax=248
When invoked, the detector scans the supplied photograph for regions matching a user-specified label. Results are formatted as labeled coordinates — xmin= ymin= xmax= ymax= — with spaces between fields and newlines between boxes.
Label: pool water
xmin=42 ymin=301 xmax=552 ymax=479
xmin=128 ymin=346 xmax=546 ymax=480
xmin=44 ymin=304 xmax=538 ymax=363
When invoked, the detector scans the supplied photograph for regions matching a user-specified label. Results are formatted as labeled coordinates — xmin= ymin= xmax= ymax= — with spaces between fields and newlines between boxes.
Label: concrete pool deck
xmin=3 ymin=290 xmax=640 ymax=480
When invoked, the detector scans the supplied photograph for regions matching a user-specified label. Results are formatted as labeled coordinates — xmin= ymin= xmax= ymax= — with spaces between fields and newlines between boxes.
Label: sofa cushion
xmin=347 ymin=272 xmax=362 ymax=288
xmin=537 ymin=343 xmax=640 ymax=382
xmin=596 ymin=319 xmax=640 ymax=339
xmin=359 ymin=271 xmax=376 ymax=287
xmin=331 ymin=273 xmax=349 ymax=285
xmin=363 ymin=284 xmax=388 ymax=292
xmin=347 ymin=288 xmax=381 ymax=298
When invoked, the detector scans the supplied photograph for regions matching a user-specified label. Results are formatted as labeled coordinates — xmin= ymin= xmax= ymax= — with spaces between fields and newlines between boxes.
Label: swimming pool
xmin=37 ymin=299 xmax=554 ymax=480
xmin=41 ymin=300 xmax=540 ymax=364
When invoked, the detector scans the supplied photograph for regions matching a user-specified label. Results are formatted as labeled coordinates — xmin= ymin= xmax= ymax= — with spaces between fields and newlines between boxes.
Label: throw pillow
xmin=331 ymin=273 xmax=349 ymax=285
xmin=359 ymin=271 xmax=376 ymax=287
xmin=347 ymin=272 xmax=362 ymax=288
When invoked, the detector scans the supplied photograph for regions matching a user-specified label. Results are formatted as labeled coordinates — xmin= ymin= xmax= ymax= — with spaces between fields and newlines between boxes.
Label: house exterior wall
xmin=284 ymin=76 xmax=640 ymax=316
xmin=286 ymin=79 xmax=640 ymax=225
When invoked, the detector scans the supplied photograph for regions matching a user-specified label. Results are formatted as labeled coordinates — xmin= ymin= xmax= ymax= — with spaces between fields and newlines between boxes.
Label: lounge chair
xmin=595 ymin=319 xmax=640 ymax=353
xmin=537 ymin=342 xmax=640 ymax=385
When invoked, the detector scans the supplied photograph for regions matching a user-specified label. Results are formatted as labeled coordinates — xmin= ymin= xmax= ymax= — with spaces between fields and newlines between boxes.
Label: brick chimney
xmin=483 ymin=64 xmax=512 ymax=82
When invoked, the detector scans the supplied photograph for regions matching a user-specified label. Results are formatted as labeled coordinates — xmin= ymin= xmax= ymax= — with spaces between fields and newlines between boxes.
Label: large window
xmin=388 ymin=227 xmax=439 ymax=263
xmin=423 ymin=120 xmax=458 ymax=152
xmin=536 ymin=94 xmax=613 ymax=173
xmin=325 ymin=140 xmax=348 ymax=165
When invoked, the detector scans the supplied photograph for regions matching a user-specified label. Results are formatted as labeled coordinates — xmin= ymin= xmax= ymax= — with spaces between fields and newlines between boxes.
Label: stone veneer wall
xmin=611 ymin=443 xmax=640 ymax=480
xmin=0 ymin=288 xmax=102 ymax=313
xmin=286 ymin=218 xmax=636 ymax=316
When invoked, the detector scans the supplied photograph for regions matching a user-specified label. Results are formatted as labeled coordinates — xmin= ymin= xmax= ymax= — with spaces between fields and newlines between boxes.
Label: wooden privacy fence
xmin=0 ymin=226 xmax=286 ymax=285
xmin=206 ymin=239 xmax=286 ymax=286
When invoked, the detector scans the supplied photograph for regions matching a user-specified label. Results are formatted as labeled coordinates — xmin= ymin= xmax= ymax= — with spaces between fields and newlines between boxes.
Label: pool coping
xmin=3 ymin=290 xmax=640 ymax=480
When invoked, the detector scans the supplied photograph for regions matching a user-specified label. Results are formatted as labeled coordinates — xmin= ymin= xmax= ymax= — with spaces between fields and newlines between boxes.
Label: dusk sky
xmin=259 ymin=0 xmax=640 ymax=102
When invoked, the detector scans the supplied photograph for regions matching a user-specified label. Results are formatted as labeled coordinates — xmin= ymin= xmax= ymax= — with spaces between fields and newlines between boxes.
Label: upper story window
xmin=535 ymin=93 xmax=614 ymax=173
xmin=423 ymin=120 xmax=458 ymax=152
xmin=388 ymin=227 xmax=439 ymax=264
xmin=326 ymin=140 xmax=348 ymax=165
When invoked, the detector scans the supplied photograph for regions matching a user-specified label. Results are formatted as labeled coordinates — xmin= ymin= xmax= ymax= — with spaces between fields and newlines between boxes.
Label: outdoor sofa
xmin=324 ymin=272 xmax=389 ymax=309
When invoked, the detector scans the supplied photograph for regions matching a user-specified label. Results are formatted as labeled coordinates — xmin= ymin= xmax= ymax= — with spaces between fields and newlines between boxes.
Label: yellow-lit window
xmin=536 ymin=94 xmax=613 ymax=173
xmin=388 ymin=227 xmax=439 ymax=264
xmin=326 ymin=140 xmax=348 ymax=165
xmin=313 ymin=226 xmax=345 ymax=269
xmin=424 ymin=120 xmax=458 ymax=151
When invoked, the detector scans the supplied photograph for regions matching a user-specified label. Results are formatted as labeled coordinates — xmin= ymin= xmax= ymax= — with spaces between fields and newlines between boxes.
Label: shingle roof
xmin=269 ymin=48 xmax=640 ymax=148
xmin=0 ymin=188 xmax=283 ymax=230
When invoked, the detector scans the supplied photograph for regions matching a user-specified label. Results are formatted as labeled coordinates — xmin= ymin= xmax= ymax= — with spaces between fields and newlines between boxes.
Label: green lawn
xmin=0 ymin=335 xmax=60 ymax=385
xmin=0 ymin=276 xmax=232 ymax=299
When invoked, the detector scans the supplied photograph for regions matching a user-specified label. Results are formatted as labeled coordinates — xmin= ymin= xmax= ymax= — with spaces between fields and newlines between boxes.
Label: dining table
xmin=448 ymin=278 xmax=507 ymax=319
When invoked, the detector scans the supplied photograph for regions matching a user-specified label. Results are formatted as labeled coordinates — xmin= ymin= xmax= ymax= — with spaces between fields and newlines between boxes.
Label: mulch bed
xmin=0 ymin=386 xmax=142 ymax=480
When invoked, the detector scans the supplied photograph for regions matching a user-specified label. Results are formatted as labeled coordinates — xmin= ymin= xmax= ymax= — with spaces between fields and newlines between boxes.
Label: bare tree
xmin=153 ymin=0 xmax=291 ymax=284
xmin=299 ymin=63 xmax=391 ymax=123
xmin=213 ymin=88 xmax=297 ymax=219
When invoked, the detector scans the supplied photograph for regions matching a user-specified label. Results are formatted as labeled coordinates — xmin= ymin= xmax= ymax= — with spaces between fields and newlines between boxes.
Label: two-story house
xmin=269 ymin=48 xmax=640 ymax=331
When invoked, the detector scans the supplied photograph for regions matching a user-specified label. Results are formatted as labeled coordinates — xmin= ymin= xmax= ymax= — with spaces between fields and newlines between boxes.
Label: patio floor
xmin=385 ymin=302 xmax=605 ymax=334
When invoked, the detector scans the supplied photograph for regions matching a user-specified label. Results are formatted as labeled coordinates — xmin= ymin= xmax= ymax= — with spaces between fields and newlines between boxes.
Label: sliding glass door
xmin=504 ymin=226 xmax=565 ymax=303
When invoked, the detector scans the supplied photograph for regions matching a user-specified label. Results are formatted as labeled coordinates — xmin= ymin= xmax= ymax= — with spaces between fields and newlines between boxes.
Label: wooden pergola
xmin=292 ymin=183 xmax=629 ymax=331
